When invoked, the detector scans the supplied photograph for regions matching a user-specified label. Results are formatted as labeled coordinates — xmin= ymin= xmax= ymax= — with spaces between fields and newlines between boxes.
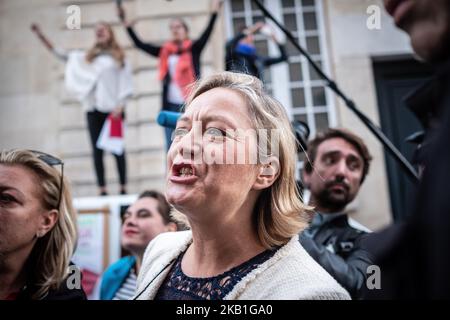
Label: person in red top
xmin=118 ymin=0 xmax=223 ymax=149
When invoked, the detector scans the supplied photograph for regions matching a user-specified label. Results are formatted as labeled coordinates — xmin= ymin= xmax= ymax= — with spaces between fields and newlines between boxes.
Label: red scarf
xmin=159 ymin=40 xmax=196 ymax=100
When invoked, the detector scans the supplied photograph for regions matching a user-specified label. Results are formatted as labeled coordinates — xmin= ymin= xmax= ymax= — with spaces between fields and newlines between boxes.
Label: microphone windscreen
xmin=157 ymin=111 xmax=182 ymax=128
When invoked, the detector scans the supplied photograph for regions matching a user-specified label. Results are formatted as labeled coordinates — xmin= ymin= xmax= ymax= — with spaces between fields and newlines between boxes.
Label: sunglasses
xmin=29 ymin=150 xmax=64 ymax=210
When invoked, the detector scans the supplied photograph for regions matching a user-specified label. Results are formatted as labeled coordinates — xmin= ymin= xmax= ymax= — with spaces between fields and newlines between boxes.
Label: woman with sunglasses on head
xmin=31 ymin=22 xmax=133 ymax=196
xmin=0 ymin=149 xmax=86 ymax=300
xmin=118 ymin=0 xmax=223 ymax=150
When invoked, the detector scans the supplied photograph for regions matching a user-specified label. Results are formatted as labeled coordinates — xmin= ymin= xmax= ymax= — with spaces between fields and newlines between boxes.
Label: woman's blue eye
xmin=171 ymin=128 xmax=189 ymax=141
xmin=205 ymin=127 xmax=225 ymax=138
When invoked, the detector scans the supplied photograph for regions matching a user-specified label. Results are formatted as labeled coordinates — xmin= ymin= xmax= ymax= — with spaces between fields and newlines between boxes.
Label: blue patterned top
xmin=154 ymin=248 xmax=278 ymax=300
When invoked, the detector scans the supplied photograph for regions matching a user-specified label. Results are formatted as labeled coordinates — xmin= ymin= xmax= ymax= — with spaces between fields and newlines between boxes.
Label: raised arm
xmin=31 ymin=23 xmax=68 ymax=62
xmin=262 ymin=27 xmax=288 ymax=67
xmin=226 ymin=22 xmax=264 ymax=55
xmin=126 ymin=27 xmax=161 ymax=57
xmin=192 ymin=0 xmax=224 ymax=52
xmin=117 ymin=5 xmax=161 ymax=57
xmin=262 ymin=43 xmax=288 ymax=67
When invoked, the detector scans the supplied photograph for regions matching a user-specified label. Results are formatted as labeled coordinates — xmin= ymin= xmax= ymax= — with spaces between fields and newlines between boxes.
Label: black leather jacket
xmin=299 ymin=213 xmax=373 ymax=299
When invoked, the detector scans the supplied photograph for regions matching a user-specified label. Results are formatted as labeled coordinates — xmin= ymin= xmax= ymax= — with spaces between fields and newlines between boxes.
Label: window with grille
xmin=225 ymin=0 xmax=336 ymax=137
xmin=225 ymin=0 xmax=336 ymax=179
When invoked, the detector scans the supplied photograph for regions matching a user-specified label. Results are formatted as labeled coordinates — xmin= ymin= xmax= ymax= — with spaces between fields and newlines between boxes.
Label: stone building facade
xmin=0 ymin=0 xmax=417 ymax=230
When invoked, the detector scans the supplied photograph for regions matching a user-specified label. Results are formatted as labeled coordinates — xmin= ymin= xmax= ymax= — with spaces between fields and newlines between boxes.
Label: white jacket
xmin=134 ymin=231 xmax=350 ymax=300
xmin=65 ymin=50 xmax=133 ymax=113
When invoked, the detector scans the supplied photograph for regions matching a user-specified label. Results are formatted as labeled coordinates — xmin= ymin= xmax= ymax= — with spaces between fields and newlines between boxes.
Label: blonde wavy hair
xmin=183 ymin=72 xmax=311 ymax=248
xmin=86 ymin=22 xmax=125 ymax=67
xmin=0 ymin=149 xmax=77 ymax=299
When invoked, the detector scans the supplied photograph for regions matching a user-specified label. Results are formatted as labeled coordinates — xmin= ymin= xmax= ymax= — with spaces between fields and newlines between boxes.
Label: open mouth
xmin=172 ymin=163 xmax=196 ymax=177
xmin=169 ymin=162 xmax=198 ymax=185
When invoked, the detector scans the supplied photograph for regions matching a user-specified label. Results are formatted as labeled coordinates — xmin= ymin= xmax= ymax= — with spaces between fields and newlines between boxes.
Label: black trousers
xmin=86 ymin=110 xmax=127 ymax=188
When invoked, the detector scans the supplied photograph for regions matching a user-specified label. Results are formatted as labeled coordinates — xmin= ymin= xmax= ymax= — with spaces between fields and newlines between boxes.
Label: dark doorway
xmin=373 ymin=57 xmax=434 ymax=221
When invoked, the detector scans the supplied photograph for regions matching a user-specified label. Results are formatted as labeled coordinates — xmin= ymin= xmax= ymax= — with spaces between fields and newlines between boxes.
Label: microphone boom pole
xmin=252 ymin=0 xmax=419 ymax=182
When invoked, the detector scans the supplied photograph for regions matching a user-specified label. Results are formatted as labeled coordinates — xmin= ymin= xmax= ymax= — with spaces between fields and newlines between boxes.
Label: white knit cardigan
xmin=133 ymin=231 xmax=350 ymax=300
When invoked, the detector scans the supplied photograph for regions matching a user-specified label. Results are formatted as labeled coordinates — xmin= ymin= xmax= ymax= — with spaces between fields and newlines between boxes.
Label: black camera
xmin=292 ymin=120 xmax=310 ymax=152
